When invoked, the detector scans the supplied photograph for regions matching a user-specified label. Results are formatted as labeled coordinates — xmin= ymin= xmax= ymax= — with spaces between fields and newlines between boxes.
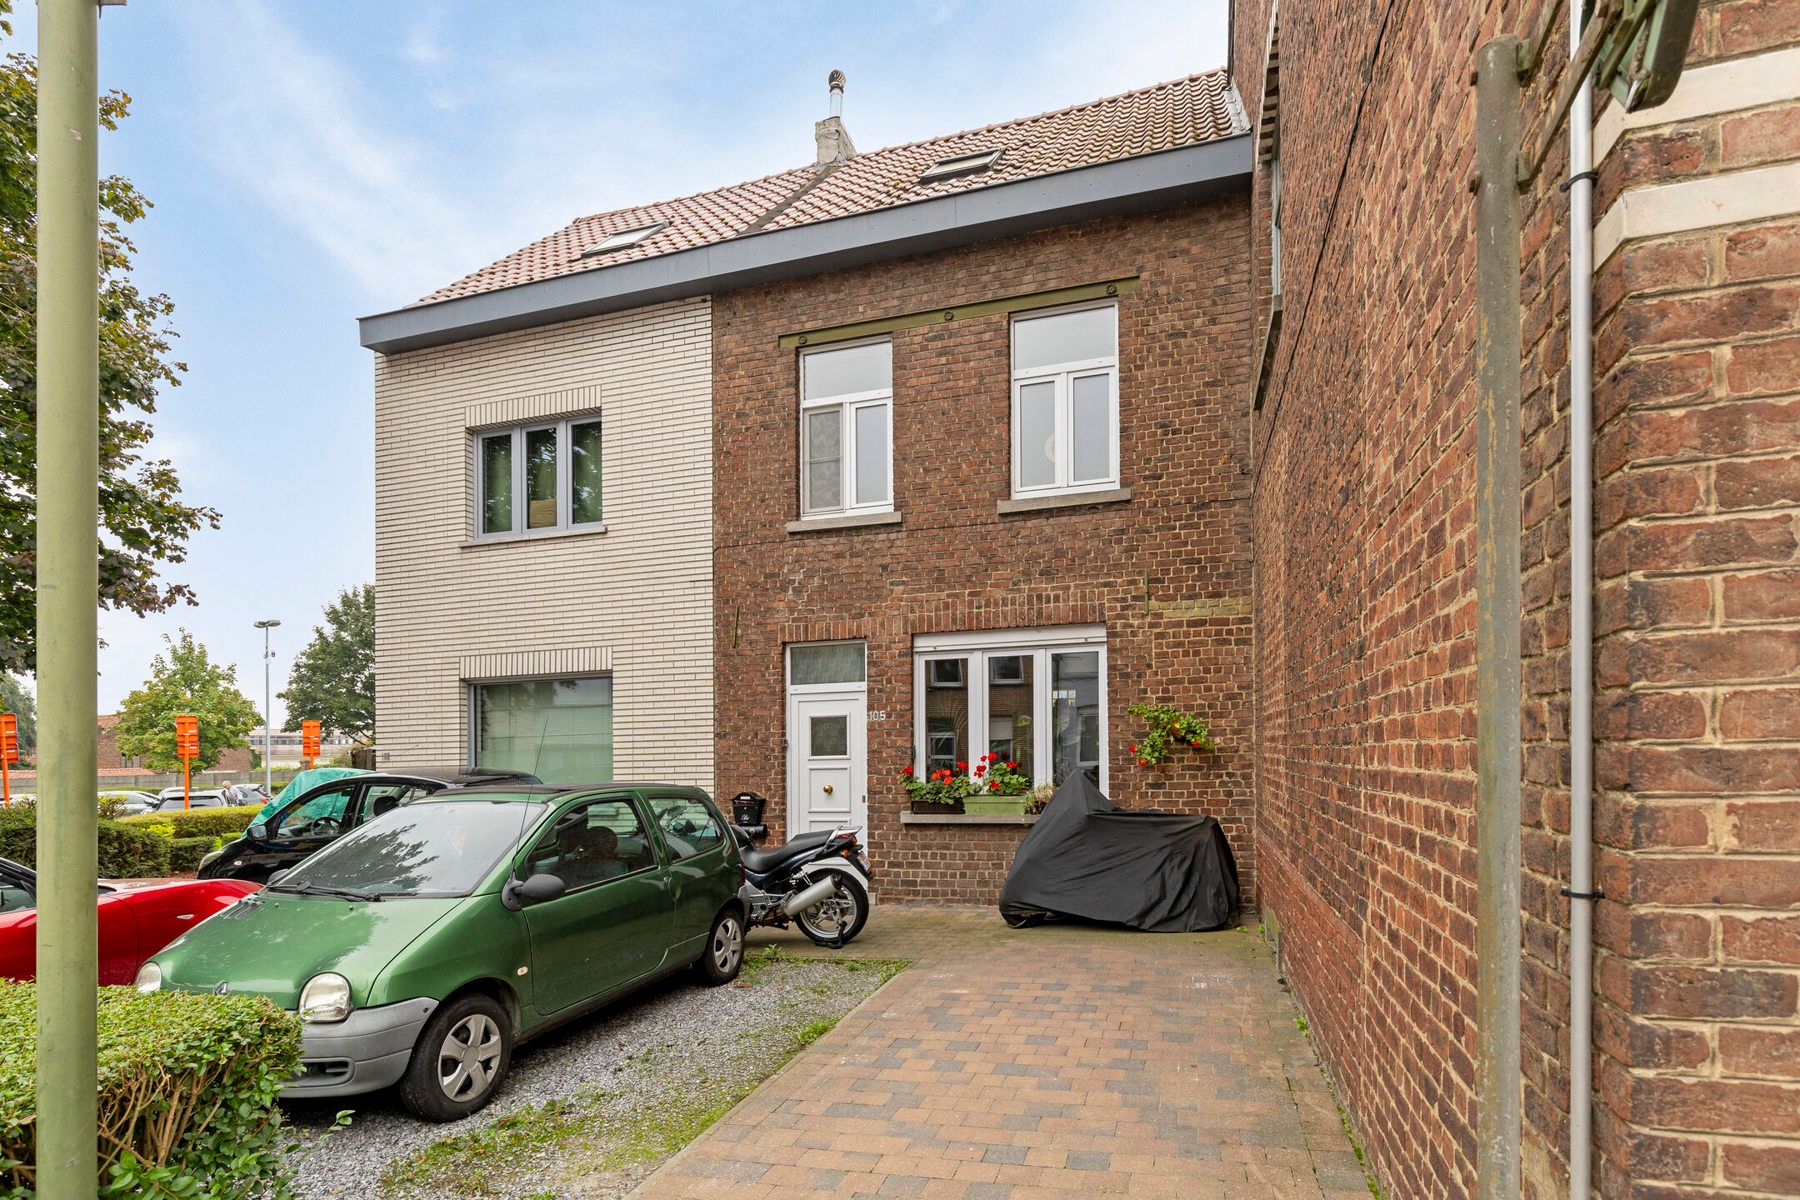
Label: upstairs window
xmin=1010 ymin=303 xmax=1119 ymax=498
xmin=475 ymin=417 xmax=604 ymax=538
xmin=799 ymin=339 xmax=892 ymax=519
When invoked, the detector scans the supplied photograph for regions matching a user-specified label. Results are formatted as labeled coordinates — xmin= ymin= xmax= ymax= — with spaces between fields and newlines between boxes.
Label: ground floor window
xmin=913 ymin=626 xmax=1106 ymax=791
xmin=472 ymin=676 xmax=613 ymax=784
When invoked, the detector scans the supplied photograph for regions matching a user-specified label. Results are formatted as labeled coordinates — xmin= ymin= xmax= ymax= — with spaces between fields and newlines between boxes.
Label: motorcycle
xmin=732 ymin=821 xmax=872 ymax=947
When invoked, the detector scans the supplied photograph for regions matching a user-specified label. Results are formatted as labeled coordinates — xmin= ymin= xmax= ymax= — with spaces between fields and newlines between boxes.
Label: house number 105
xmin=868 ymin=710 xmax=889 ymax=722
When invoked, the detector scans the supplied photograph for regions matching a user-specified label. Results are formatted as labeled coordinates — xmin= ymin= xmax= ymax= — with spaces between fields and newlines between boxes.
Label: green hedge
xmin=0 ymin=982 xmax=305 ymax=1197
xmin=0 ymin=810 xmax=171 ymax=878
xmin=168 ymin=838 xmax=218 ymax=874
xmin=116 ymin=805 xmax=260 ymax=841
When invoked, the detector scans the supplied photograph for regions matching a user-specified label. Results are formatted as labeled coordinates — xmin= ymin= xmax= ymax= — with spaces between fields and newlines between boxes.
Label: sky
xmin=5 ymin=0 xmax=1230 ymax=727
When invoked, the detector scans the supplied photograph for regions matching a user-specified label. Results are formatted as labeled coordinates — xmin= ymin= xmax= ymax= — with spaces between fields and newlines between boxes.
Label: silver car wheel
xmin=438 ymin=1012 xmax=503 ymax=1102
xmin=713 ymin=914 xmax=744 ymax=976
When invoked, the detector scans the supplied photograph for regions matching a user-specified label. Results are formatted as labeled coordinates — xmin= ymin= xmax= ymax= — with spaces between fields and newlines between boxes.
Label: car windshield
xmin=271 ymin=799 xmax=546 ymax=899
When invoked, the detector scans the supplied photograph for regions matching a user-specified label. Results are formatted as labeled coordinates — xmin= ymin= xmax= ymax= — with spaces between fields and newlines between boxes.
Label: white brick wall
xmin=371 ymin=297 xmax=713 ymax=788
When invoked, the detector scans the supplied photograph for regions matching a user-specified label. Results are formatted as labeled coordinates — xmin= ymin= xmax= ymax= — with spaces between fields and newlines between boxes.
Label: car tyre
xmin=397 ymin=992 xmax=513 ymax=1122
xmin=694 ymin=907 xmax=745 ymax=987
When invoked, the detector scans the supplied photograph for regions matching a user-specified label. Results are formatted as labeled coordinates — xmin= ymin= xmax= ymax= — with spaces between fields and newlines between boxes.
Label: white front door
xmin=787 ymin=690 xmax=867 ymax=837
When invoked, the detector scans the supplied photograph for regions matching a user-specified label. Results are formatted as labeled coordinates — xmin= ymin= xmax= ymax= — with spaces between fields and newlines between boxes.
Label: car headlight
xmin=134 ymin=962 xmax=161 ymax=994
xmin=298 ymin=972 xmax=353 ymax=1024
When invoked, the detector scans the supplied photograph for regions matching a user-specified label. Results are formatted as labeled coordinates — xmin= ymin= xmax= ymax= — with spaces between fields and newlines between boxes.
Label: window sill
xmin=785 ymin=511 xmax=903 ymax=534
xmin=461 ymin=524 xmax=608 ymax=549
xmin=996 ymin=487 xmax=1132 ymax=516
xmin=900 ymin=812 xmax=1040 ymax=826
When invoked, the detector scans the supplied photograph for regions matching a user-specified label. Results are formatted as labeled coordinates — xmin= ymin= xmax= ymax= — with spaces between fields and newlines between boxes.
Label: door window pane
xmin=987 ymin=655 xmax=1034 ymax=779
xmin=1051 ymin=651 xmax=1102 ymax=786
xmin=810 ymin=715 xmax=849 ymax=757
xmin=475 ymin=676 xmax=613 ymax=784
xmin=803 ymin=340 xmax=891 ymax=400
xmin=804 ymin=408 xmax=842 ymax=511
xmin=1071 ymin=374 xmax=1111 ymax=483
xmin=1013 ymin=306 xmax=1115 ymax=370
xmin=525 ymin=427 xmax=559 ymax=529
xmin=647 ymin=796 xmax=725 ymax=860
xmin=853 ymin=403 xmax=889 ymax=506
xmin=481 ymin=434 xmax=513 ymax=534
xmin=274 ymin=783 xmax=357 ymax=838
xmin=523 ymin=797 xmax=648 ymax=888
xmin=1017 ymin=381 xmax=1057 ymax=488
xmin=571 ymin=420 xmax=603 ymax=525
xmin=360 ymin=784 xmax=428 ymax=825
xmin=924 ymin=657 xmax=970 ymax=773
xmin=790 ymin=643 xmax=865 ymax=686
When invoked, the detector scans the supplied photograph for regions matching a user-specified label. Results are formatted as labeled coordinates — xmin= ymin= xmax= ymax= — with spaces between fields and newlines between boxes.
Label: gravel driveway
xmin=286 ymin=950 xmax=900 ymax=1200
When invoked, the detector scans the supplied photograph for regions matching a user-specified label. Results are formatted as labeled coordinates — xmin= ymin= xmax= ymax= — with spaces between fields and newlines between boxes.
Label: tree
xmin=0 ymin=3 xmax=218 ymax=675
xmin=280 ymin=584 xmax=375 ymax=743
xmin=113 ymin=631 xmax=258 ymax=773
xmin=0 ymin=672 xmax=33 ymax=763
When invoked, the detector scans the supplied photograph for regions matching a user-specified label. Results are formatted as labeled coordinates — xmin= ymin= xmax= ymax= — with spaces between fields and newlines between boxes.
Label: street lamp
xmin=254 ymin=619 xmax=280 ymax=792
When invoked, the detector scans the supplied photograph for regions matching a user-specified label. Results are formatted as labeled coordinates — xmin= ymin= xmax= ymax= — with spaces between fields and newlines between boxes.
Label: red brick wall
xmin=712 ymin=200 xmax=1255 ymax=905
xmin=1239 ymin=0 xmax=1800 ymax=1196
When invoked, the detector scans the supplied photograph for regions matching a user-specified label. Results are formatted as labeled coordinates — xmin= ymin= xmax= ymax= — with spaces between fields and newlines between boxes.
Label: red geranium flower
xmin=902 ymin=765 xmax=914 ymax=776
xmin=1190 ymin=740 xmax=1202 ymax=748
xmin=1128 ymin=743 xmax=1138 ymax=754
xmin=974 ymin=764 xmax=986 ymax=776
xmin=1136 ymin=758 xmax=1148 ymax=767
xmin=989 ymin=781 xmax=1001 ymax=791
xmin=956 ymin=761 xmax=967 ymax=770
xmin=1006 ymin=761 xmax=1018 ymax=770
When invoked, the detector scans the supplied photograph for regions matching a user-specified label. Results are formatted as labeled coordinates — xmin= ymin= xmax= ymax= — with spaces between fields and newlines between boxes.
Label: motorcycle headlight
xmin=134 ymin=961 xmax=161 ymax=994
xmin=298 ymin=973 xmax=353 ymax=1024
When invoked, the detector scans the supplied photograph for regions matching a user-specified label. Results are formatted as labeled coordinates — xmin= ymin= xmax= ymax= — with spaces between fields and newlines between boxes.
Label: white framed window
xmin=1010 ymin=303 xmax=1119 ymax=498
xmin=474 ymin=417 xmax=604 ymax=539
xmin=799 ymin=338 xmax=892 ymax=519
xmin=1270 ymin=154 xmax=1284 ymax=303
xmin=913 ymin=626 xmax=1107 ymax=792
xmin=471 ymin=676 xmax=613 ymax=784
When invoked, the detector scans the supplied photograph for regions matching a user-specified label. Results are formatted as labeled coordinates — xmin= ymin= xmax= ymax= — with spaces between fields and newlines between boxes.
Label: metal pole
xmin=34 ymin=0 xmax=101 ymax=1193
xmin=1473 ymin=35 xmax=1524 ymax=1200
xmin=264 ymin=624 xmax=272 ymax=791
xmin=1566 ymin=9 xmax=1598 ymax=1196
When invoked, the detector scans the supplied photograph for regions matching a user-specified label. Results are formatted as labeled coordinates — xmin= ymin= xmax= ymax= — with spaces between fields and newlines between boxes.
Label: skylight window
xmin=579 ymin=221 xmax=669 ymax=259
xmin=919 ymin=149 xmax=1002 ymax=184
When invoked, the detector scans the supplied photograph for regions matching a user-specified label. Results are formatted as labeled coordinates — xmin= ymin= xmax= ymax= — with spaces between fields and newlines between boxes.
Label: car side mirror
xmin=247 ymin=823 xmax=269 ymax=840
xmin=502 ymin=873 xmax=566 ymax=911
xmin=267 ymin=869 xmax=290 ymax=886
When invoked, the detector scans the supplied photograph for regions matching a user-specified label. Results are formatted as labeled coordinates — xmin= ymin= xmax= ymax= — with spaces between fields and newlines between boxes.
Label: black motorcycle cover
xmin=998 ymin=773 xmax=1239 ymax=932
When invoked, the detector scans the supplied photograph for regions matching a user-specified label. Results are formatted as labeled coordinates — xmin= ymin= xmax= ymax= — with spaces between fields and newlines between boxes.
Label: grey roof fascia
xmin=358 ymin=133 xmax=1252 ymax=354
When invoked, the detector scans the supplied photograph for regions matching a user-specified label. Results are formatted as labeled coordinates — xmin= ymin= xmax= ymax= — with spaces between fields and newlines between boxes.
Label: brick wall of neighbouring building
xmin=1235 ymin=0 xmax=1800 ymax=1196
xmin=712 ymin=200 xmax=1254 ymax=904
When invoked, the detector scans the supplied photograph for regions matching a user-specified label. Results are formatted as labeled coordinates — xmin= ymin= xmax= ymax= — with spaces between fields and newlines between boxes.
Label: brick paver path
xmin=625 ymin=907 xmax=1371 ymax=1199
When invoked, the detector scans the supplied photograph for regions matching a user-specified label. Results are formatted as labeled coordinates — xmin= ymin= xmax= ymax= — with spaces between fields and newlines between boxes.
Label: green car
xmin=136 ymin=784 xmax=746 ymax=1121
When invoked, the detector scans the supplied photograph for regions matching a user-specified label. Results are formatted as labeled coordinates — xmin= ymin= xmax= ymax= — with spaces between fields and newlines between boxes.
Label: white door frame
xmin=785 ymin=642 xmax=868 ymax=844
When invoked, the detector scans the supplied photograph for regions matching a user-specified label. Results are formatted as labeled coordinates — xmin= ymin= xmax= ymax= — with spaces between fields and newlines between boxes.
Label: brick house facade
xmin=1232 ymin=0 xmax=1800 ymax=1196
xmin=712 ymin=200 xmax=1255 ymax=902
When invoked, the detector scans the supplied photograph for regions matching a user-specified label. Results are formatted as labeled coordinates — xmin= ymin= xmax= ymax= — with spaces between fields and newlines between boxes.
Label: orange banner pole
xmin=183 ymin=758 xmax=191 ymax=811
xmin=2 ymin=757 xmax=9 ymax=808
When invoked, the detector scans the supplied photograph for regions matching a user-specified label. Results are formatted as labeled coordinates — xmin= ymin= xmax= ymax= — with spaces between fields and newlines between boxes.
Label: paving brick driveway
xmin=626 ymin=907 xmax=1371 ymax=1199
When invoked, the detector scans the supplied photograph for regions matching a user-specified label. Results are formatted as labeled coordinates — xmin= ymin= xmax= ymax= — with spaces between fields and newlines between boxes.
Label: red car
xmin=0 ymin=857 xmax=259 ymax=985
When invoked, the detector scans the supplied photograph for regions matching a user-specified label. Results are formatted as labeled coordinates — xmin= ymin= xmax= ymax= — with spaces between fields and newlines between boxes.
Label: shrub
xmin=116 ymin=805 xmax=260 ymax=841
xmin=0 ymin=810 xmax=170 ymax=878
xmin=0 ymin=982 xmax=306 ymax=1197
xmin=168 ymin=838 xmax=216 ymax=874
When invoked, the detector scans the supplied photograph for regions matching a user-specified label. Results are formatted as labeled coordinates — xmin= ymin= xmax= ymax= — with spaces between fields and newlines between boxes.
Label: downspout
xmin=1566 ymin=8 xmax=1598 ymax=1198
xmin=1472 ymin=36 xmax=1524 ymax=1200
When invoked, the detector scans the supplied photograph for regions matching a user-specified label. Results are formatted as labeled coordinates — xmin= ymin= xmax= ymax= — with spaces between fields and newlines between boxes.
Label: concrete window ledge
xmin=901 ymin=812 xmax=1040 ymax=826
xmin=461 ymin=525 xmax=607 ymax=549
xmin=785 ymin=511 xmax=904 ymax=534
xmin=996 ymin=487 xmax=1132 ymax=516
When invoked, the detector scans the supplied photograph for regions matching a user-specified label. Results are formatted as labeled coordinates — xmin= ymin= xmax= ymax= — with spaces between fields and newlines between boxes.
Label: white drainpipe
xmin=1567 ymin=6 xmax=1598 ymax=1197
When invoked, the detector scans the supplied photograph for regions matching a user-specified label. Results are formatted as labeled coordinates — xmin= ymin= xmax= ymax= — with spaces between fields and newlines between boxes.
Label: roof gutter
xmin=358 ymin=134 xmax=1253 ymax=354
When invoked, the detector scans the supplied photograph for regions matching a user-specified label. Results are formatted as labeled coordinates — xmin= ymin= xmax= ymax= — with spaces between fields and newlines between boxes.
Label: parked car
xmin=229 ymin=782 xmax=273 ymax=805
xmin=196 ymin=767 xmax=539 ymax=884
xmin=103 ymin=790 xmax=162 ymax=815
xmin=0 ymin=856 xmax=258 ymax=984
xmin=152 ymin=789 xmax=233 ymax=811
xmin=141 ymin=784 xmax=744 ymax=1120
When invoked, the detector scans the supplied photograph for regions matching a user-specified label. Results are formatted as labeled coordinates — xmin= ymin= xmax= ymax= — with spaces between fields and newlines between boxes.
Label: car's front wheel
xmin=398 ymin=993 xmax=512 ymax=1122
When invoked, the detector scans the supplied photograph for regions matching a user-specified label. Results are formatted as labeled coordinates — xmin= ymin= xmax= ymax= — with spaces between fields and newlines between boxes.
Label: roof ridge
xmin=568 ymin=67 xmax=1231 ymax=233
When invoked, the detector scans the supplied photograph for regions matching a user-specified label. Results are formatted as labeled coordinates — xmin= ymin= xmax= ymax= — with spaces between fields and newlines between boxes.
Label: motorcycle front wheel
xmin=794 ymin=869 xmax=869 ymax=947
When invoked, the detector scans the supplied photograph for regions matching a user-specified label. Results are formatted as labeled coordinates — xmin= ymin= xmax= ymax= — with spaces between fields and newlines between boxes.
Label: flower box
xmin=962 ymin=795 xmax=1025 ymax=815
xmin=911 ymin=799 xmax=965 ymax=815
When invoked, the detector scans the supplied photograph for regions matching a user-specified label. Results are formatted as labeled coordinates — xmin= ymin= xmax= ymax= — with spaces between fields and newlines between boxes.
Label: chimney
xmin=814 ymin=69 xmax=856 ymax=166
